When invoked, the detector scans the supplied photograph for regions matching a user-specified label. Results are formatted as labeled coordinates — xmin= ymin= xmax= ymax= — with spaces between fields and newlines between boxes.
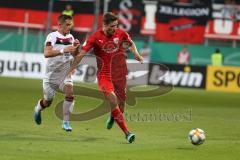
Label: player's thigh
xmin=98 ymin=76 xmax=114 ymax=97
xmin=118 ymin=100 xmax=126 ymax=108
xmin=42 ymin=81 xmax=56 ymax=101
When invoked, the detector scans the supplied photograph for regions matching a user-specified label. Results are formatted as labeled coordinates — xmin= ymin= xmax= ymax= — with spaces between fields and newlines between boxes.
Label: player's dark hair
xmin=103 ymin=12 xmax=118 ymax=25
xmin=58 ymin=14 xmax=72 ymax=24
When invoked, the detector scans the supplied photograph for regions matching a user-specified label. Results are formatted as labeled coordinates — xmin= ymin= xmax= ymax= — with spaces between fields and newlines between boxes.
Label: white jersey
xmin=43 ymin=31 xmax=74 ymax=83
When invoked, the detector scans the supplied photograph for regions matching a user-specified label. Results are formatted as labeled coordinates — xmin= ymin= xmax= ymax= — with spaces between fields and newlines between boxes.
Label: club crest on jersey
xmin=102 ymin=41 xmax=119 ymax=54
xmin=113 ymin=38 xmax=119 ymax=44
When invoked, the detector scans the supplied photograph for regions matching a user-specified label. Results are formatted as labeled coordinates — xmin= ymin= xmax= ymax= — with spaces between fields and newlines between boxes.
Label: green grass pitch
xmin=0 ymin=77 xmax=239 ymax=160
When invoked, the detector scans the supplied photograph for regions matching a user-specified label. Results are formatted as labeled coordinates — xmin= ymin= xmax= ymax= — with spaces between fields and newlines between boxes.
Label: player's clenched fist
xmin=135 ymin=54 xmax=144 ymax=64
xmin=73 ymin=39 xmax=80 ymax=47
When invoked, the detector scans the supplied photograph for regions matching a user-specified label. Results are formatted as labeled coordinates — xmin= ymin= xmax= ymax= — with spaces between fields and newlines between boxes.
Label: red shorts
xmin=98 ymin=76 xmax=126 ymax=101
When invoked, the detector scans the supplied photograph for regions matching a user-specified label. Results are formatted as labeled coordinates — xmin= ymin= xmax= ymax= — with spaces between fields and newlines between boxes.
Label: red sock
xmin=110 ymin=107 xmax=123 ymax=118
xmin=111 ymin=107 xmax=129 ymax=134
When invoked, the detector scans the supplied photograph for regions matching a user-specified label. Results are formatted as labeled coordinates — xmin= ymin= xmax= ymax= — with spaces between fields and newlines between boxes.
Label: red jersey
xmin=81 ymin=28 xmax=132 ymax=80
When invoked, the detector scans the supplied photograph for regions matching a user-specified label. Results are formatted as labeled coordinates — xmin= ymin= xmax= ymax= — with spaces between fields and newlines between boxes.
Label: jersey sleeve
xmin=45 ymin=33 xmax=55 ymax=47
xmin=81 ymin=34 xmax=95 ymax=52
xmin=122 ymin=31 xmax=133 ymax=47
xmin=123 ymin=31 xmax=132 ymax=42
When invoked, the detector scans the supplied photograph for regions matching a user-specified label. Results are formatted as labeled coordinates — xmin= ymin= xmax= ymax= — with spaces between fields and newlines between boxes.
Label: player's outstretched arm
xmin=129 ymin=40 xmax=144 ymax=64
xmin=67 ymin=50 xmax=87 ymax=76
xmin=44 ymin=45 xmax=77 ymax=58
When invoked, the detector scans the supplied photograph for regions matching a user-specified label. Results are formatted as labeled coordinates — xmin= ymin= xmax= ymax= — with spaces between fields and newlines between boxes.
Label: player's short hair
xmin=58 ymin=14 xmax=72 ymax=24
xmin=103 ymin=12 xmax=118 ymax=25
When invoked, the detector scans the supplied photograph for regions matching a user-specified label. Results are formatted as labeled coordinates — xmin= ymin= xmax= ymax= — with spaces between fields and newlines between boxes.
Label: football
xmin=188 ymin=128 xmax=206 ymax=145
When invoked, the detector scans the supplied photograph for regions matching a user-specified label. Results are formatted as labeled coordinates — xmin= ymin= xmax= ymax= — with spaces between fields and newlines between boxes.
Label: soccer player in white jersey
xmin=33 ymin=15 xmax=79 ymax=132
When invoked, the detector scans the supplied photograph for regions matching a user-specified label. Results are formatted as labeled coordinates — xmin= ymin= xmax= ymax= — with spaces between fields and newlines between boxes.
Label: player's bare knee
xmin=107 ymin=93 xmax=118 ymax=107
xmin=65 ymin=96 xmax=74 ymax=102
xmin=119 ymin=101 xmax=125 ymax=112
xmin=65 ymin=91 xmax=74 ymax=99
xmin=63 ymin=84 xmax=73 ymax=95
xmin=119 ymin=101 xmax=125 ymax=107
xmin=65 ymin=89 xmax=74 ymax=98
xmin=109 ymin=100 xmax=118 ymax=107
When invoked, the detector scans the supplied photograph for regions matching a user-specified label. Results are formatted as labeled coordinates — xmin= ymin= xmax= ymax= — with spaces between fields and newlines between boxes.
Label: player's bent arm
xmin=44 ymin=45 xmax=77 ymax=58
xmin=44 ymin=46 xmax=64 ymax=58
xmin=129 ymin=40 xmax=144 ymax=63
xmin=68 ymin=50 xmax=87 ymax=74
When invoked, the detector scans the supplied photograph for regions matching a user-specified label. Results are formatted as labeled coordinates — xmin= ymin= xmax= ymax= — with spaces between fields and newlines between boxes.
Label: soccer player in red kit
xmin=68 ymin=12 xmax=143 ymax=143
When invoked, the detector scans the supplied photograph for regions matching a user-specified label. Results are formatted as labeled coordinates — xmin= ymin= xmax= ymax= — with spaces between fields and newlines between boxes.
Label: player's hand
xmin=72 ymin=39 xmax=81 ymax=56
xmin=64 ymin=46 xmax=78 ymax=54
xmin=135 ymin=55 xmax=144 ymax=64
xmin=73 ymin=39 xmax=80 ymax=47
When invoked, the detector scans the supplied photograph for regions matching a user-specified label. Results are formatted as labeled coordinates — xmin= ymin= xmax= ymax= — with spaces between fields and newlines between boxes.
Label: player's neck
xmin=102 ymin=28 xmax=111 ymax=37
xmin=58 ymin=30 xmax=67 ymax=36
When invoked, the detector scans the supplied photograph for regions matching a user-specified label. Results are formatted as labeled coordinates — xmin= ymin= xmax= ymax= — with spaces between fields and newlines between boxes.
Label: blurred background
xmin=0 ymin=0 xmax=240 ymax=91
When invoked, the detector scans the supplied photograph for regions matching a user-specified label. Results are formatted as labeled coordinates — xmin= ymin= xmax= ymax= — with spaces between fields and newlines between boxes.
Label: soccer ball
xmin=188 ymin=128 xmax=206 ymax=145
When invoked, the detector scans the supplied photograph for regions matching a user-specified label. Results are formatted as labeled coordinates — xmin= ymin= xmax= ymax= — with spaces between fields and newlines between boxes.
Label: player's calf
xmin=62 ymin=96 xmax=74 ymax=131
xmin=33 ymin=99 xmax=52 ymax=125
